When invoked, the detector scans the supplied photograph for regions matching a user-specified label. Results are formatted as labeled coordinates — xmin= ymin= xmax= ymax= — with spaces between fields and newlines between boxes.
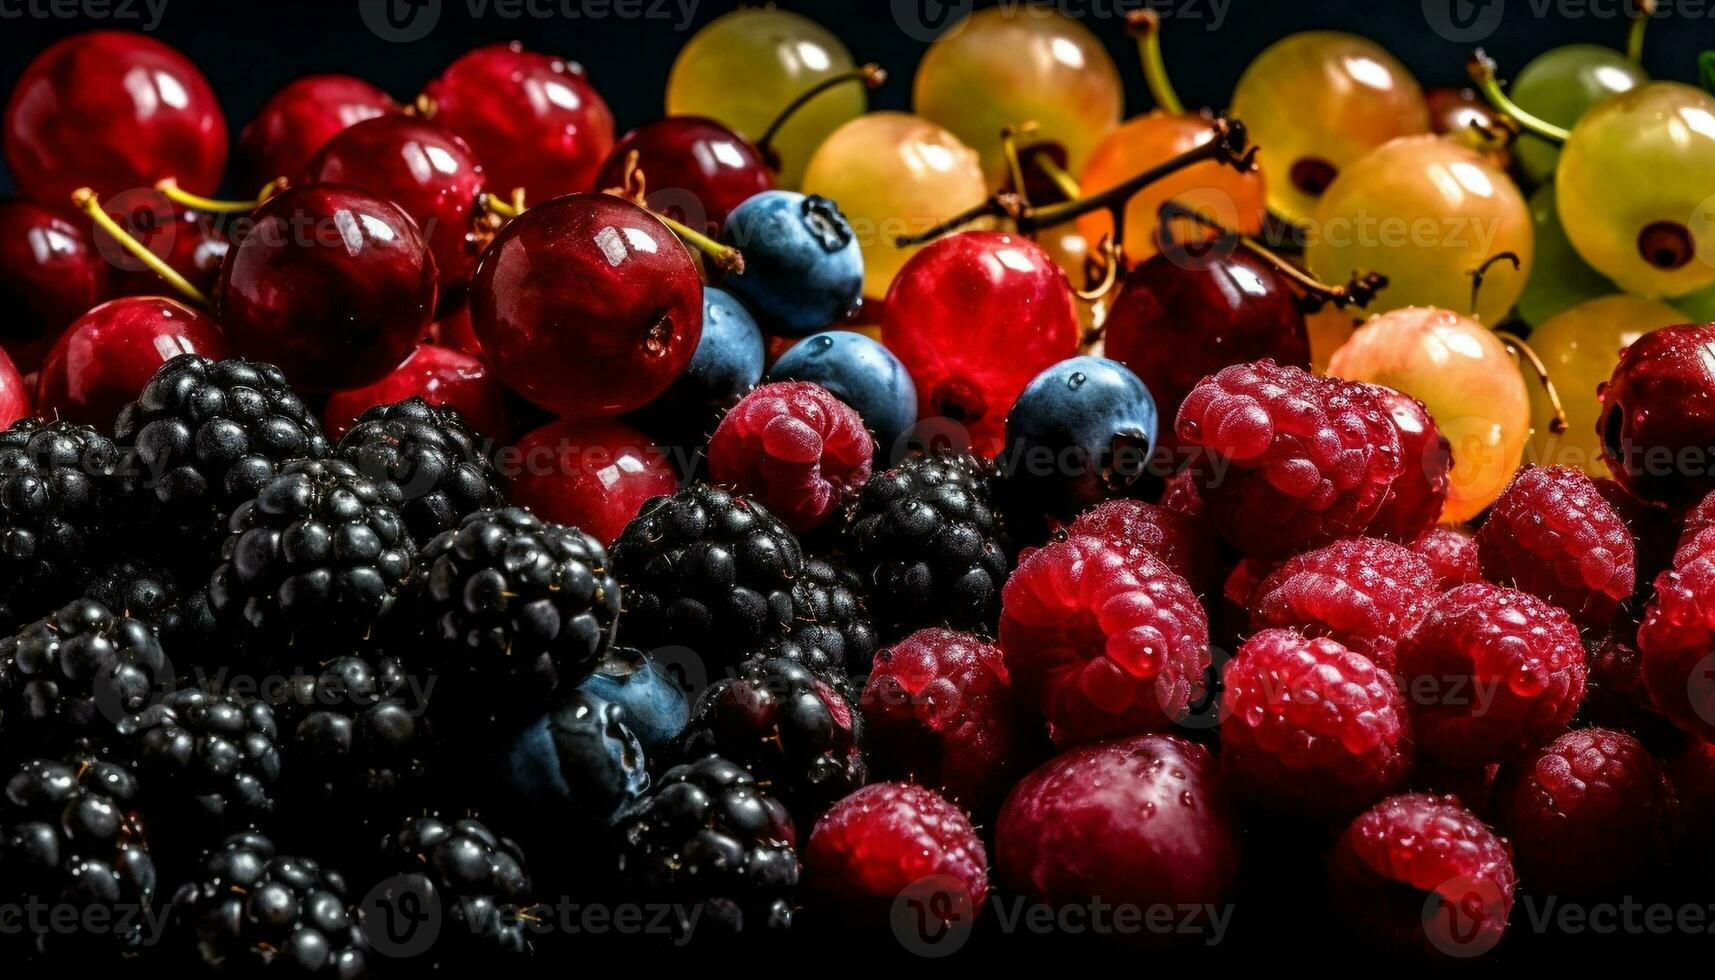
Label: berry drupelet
xmin=783 ymin=558 xmax=879 ymax=678
xmin=0 ymin=417 xmax=123 ymax=630
xmin=81 ymin=556 xmax=214 ymax=651
xmin=115 ymin=354 xmax=330 ymax=546
xmin=208 ymin=459 xmax=415 ymax=651
xmin=706 ymin=381 xmax=874 ymax=535
xmin=611 ymin=485 xmax=804 ymax=666
xmin=1407 ymin=526 xmax=1483 ymax=589
xmin=0 ymin=598 xmax=167 ymax=759
xmin=333 ymin=397 xmax=504 ymax=545
xmin=843 ymin=450 xmax=1010 ymax=637
xmin=616 ymin=754 xmax=800 ymax=936
xmin=378 ymin=815 xmax=538 ymax=964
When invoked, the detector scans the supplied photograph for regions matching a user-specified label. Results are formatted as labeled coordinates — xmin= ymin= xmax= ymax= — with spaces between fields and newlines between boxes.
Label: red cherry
xmin=0 ymin=346 xmax=30 ymax=428
xmin=507 ymin=417 xmax=678 ymax=546
xmin=235 ymin=74 xmax=397 ymax=193
xmin=1103 ymin=245 xmax=1311 ymax=451
xmin=322 ymin=343 xmax=509 ymax=443
xmin=216 ymin=183 xmax=437 ymax=392
xmin=881 ymin=231 xmax=1078 ymax=457
xmin=92 ymin=188 xmax=226 ymax=300
xmin=305 ymin=115 xmax=486 ymax=291
xmin=469 ymin=193 xmax=701 ymax=417
xmin=421 ymin=42 xmax=615 ymax=205
xmin=423 ymin=300 xmax=484 ymax=360
xmin=35 ymin=295 xmax=225 ymax=426
xmin=4 ymin=31 xmax=227 ymax=204
xmin=0 ymin=197 xmax=113 ymax=371
xmin=593 ymin=117 xmax=772 ymax=235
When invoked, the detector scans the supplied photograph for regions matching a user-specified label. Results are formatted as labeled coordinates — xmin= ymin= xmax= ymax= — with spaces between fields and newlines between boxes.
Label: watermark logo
xmin=1422 ymin=875 xmax=1508 ymax=958
xmin=360 ymin=0 xmax=441 ymax=42
xmin=892 ymin=0 xmax=974 ymax=41
xmin=1688 ymin=652 xmax=1715 ymax=727
xmin=360 ymin=875 xmax=443 ymax=959
xmin=1423 ymin=0 xmax=1506 ymax=41
xmin=891 ymin=875 xmax=977 ymax=957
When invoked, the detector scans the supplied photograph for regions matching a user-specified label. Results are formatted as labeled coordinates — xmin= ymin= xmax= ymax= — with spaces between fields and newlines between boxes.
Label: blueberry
xmin=718 ymin=190 xmax=863 ymax=337
xmin=769 ymin=331 xmax=918 ymax=453
xmin=504 ymin=690 xmax=649 ymax=827
xmin=1001 ymin=356 xmax=1159 ymax=520
xmin=576 ymin=647 xmax=691 ymax=751
xmin=664 ymin=287 xmax=765 ymax=410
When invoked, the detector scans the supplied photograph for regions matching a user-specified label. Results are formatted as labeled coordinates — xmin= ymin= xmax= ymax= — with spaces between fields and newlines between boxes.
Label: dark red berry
xmin=235 ymin=74 xmax=396 ymax=193
xmin=1247 ymin=537 xmax=1439 ymax=670
xmin=707 ymin=381 xmax=874 ymax=534
xmin=1476 ymin=466 xmax=1635 ymax=627
xmin=1367 ymin=389 xmax=1450 ymax=541
xmin=1637 ymin=532 xmax=1715 ymax=741
xmin=806 ymin=782 xmax=988 ymax=920
xmin=1407 ymin=527 xmax=1482 ymax=589
xmin=1063 ymin=498 xmax=1221 ymax=598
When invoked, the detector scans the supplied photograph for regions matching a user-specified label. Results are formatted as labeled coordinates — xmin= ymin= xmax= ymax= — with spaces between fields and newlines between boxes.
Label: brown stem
xmin=1468 ymin=250 xmax=1521 ymax=317
xmin=1157 ymin=201 xmax=1387 ymax=311
xmin=1497 ymin=330 xmax=1569 ymax=434
xmin=756 ymin=64 xmax=887 ymax=171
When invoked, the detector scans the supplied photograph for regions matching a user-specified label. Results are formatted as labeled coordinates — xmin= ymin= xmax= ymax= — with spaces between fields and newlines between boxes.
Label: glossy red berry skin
xmin=1597 ymin=323 xmax=1715 ymax=507
xmin=1103 ymin=247 xmax=1310 ymax=451
xmin=882 ymin=232 xmax=1077 ymax=458
xmin=593 ymin=117 xmax=772 ymax=235
xmin=997 ymin=734 xmax=1239 ymax=944
xmin=1000 ymin=534 xmax=1209 ymax=747
xmin=1396 ymin=583 xmax=1587 ymax=766
xmin=1064 ymin=498 xmax=1221 ymax=599
xmin=1249 ymin=537 xmax=1439 ymax=671
xmin=861 ymin=628 xmax=1029 ymax=813
xmin=1222 ymin=629 xmax=1413 ymax=820
xmin=216 ymin=183 xmax=437 ymax=392
xmin=1330 ymin=793 xmax=1516 ymax=956
xmin=1368 ymin=390 xmax=1450 ymax=541
xmin=469 ymin=193 xmax=700 ymax=417
xmin=0 ymin=198 xmax=112 ymax=371
xmin=305 ymin=115 xmax=486 ymax=291
xmin=4 ymin=31 xmax=227 ymax=204
xmin=1495 ymin=727 xmax=1677 ymax=895
xmin=1175 ymin=360 xmax=1404 ymax=560
xmin=92 ymin=187 xmax=227 ymax=299
xmin=424 ymin=301 xmax=484 ymax=361
xmin=1408 ymin=527 xmax=1482 ymax=589
xmin=421 ymin=42 xmax=615 ymax=204
xmin=506 ymin=418 xmax=678 ymax=546
xmin=707 ymin=381 xmax=873 ymax=534
xmin=806 ymin=782 xmax=989 ymax=917
xmin=36 ymin=296 xmax=226 ymax=427
xmin=1637 ymin=530 xmax=1715 ymax=741
xmin=1476 ymin=466 xmax=1635 ymax=628
xmin=0 ymin=347 xmax=29 ymax=428
xmin=321 ymin=343 xmax=510 ymax=443
xmin=235 ymin=74 xmax=397 ymax=193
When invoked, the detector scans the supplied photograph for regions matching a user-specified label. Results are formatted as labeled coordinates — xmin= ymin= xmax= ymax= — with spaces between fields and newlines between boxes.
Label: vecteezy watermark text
xmin=360 ymin=0 xmax=697 ymax=41
xmin=0 ymin=0 xmax=167 ymax=29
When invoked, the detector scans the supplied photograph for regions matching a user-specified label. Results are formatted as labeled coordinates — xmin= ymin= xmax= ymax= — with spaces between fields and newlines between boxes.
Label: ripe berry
xmin=578 ymin=647 xmax=691 ymax=752
xmin=334 ymin=397 xmax=503 ymax=545
xmin=0 ymin=599 xmax=168 ymax=758
xmin=1247 ymin=537 xmax=1439 ymax=670
xmin=35 ymin=296 xmax=227 ymax=428
xmin=640 ymin=286 xmax=764 ymax=431
xmin=1367 ymin=389 xmax=1450 ymax=540
xmin=1175 ymin=360 xmax=1404 ymax=559
xmin=716 ymin=191 xmax=865 ymax=337
xmin=234 ymin=74 xmax=396 ymax=193
xmin=1495 ymin=727 xmax=1677 ymax=895
xmin=1476 ymin=466 xmax=1635 ymax=628
xmin=806 ymin=782 xmax=988 ymax=920
xmin=1396 ymin=583 xmax=1587 ymax=766
xmin=1636 ymin=532 xmax=1715 ymax=741
xmin=1063 ymin=498 xmax=1221 ymax=598
xmin=1001 ymin=355 xmax=1159 ymax=521
xmin=322 ymin=343 xmax=511 ymax=445
xmin=1598 ymin=322 xmax=1715 ymax=506
xmin=708 ymin=381 xmax=873 ymax=534
xmin=861 ymin=628 xmax=1028 ymax=812
xmin=769 ymin=331 xmax=917 ymax=454
xmin=1221 ymin=629 xmax=1413 ymax=819
xmin=593 ymin=116 xmax=772 ymax=236
xmin=1329 ymin=793 xmax=1516 ymax=956
xmin=507 ymin=418 xmax=677 ymax=547
xmin=379 ymin=816 xmax=538 ymax=964
xmin=0 ymin=418 xmax=123 ymax=630
xmin=0 ymin=199 xmax=112 ymax=372
xmin=504 ymin=690 xmax=649 ymax=833
xmin=1000 ymin=534 xmax=1209 ymax=747
xmin=1408 ymin=526 xmax=1482 ymax=588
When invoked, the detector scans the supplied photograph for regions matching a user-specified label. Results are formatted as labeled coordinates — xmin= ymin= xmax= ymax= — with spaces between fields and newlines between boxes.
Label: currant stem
xmin=1031 ymin=153 xmax=1082 ymax=200
xmin=1497 ymin=330 xmax=1569 ymax=434
xmin=1000 ymin=122 xmax=1039 ymax=207
xmin=1468 ymin=251 xmax=1521 ymax=317
xmin=154 ymin=177 xmax=272 ymax=214
xmin=1626 ymin=0 xmax=1656 ymax=64
xmin=656 ymin=210 xmax=746 ymax=275
xmin=756 ymin=64 xmax=887 ymax=170
xmin=71 ymin=188 xmax=210 ymax=307
xmin=1127 ymin=9 xmax=1185 ymax=116
xmin=1468 ymin=50 xmax=1571 ymax=144
xmin=480 ymin=192 xmax=521 ymax=220
xmin=1074 ymin=234 xmax=1122 ymax=303
xmin=1158 ymin=200 xmax=1388 ymax=311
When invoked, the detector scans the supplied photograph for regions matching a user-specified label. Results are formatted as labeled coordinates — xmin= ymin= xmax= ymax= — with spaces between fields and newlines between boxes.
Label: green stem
xmin=756 ymin=64 xmax=887 ymax=170
xmin=1127 ymin=9 xmax=1185 ymax=115
xmin=73 ymin=188 xmax=210 ymax=306
xmin=1627 ymin=0 xmax=1656 ymax=64
xmin=1467 ymin=50 xmax=1571 ymax=143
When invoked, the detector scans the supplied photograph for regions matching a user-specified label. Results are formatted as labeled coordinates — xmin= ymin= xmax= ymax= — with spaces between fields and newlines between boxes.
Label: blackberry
xmin=0 ymin=757 xmax=157 ymax=957
xmin=0 ymin=599 xmax=169 ymax=760
xmin=617 ymin=754 xmax=799 ymax=935
xmin=0 ymin=418 xmax=123 ymax=630
xmin=677 ymin=656 xmax=866 ymax=820
xmin=82 ymin=556 xmax=217 ymax=651
xmin=844 ymin=450 xmax=1010 ymax=637
xmin=611 ymin=484 xmax=804 ymax=666
xmin=417 ymin=508 xmax=619 ymax=735
xmin=174 ymin=831 xmax=368 ymax=975
xmin=378 ymin=815 xmax=537 ymax=964
xmin=115 ymin=354 xmax=330 ymax=546
xmin=334 ymin=397 xmax=503 ymax=544
xmin=785 ymin=558 xmax=878 ymax=676
xmin=208 ymin=459 xmax=415 ymax=650
xmin=116 ymin=688 xmax=281 ymax=857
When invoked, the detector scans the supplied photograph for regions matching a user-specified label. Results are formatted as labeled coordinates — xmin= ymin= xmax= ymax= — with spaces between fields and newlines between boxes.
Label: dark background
xmin=0 ymin=0 xmax=1708 ymax=195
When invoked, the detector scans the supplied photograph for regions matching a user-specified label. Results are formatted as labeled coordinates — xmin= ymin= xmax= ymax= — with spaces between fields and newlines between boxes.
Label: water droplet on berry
xmin=643 ymin=315 xmax=673 ymax=357
xmin=1066 ymin=372 xmax=1087 ymax=391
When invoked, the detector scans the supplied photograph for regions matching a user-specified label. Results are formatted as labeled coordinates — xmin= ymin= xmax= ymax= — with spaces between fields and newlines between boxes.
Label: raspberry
xmin=1583 ymin=621 xmax=1662 ymax=733
xmin=1220 ymin=629 xmax=1412 ymax=819
xmin=1395 ymin=583 xmax=1587 ymax=766
xmin=707 ymin=381 xmax=874 ymax=534
xmin=1247 ymin=538 xmax=1439 ymax=670
xmin=1637 ymin=544 xmax=1715 ymax=741
xmin=996 ymin=734 xmax=1239 ymax=941
xmin=1494 ymin=727 xmax=1677 ymax=895
xmin=1158 ymin=467 xmax=1203 ymax=519
xmin=1595 ymin=475 xmax=1676 ymax=589
xmin=1476 ymin=466 xmax=1635 ymax=628
xmin=1367 ymin=389 xmax=1451 ymax=541
xmin=805 ymin=782 xmax=988 ymax=919
xmin=1174 ymin=360 xmax=1403 ymax=559
xmin=999 ymin=534 xmax=1209 ymax=747
xmin=1329 ymin=793 xmax=1516 ymax=956
xmin=860 ymin=628 xmax=1029 ymax=812
xmin=1064 ymin=498 xmax=1221 ymax=597
xmin=1407 ymin=527 xmax=1482 ymax=589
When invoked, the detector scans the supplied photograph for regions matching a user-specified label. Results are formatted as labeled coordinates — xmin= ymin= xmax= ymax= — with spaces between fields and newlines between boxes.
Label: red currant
xmin=0 ymin=197 xmax=112 ymax=371
xmin=235 ymin=74 xmax=396 ymax=193
xmin=507 ymin=418 xmax=678 ymax=545
xmin=321 ymin=343 xmax=510 ymax=443
xmin=593 ymin=116 xmax=772 ymax=235
xmin=35 ymin=296 xmax=225 ymax=427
